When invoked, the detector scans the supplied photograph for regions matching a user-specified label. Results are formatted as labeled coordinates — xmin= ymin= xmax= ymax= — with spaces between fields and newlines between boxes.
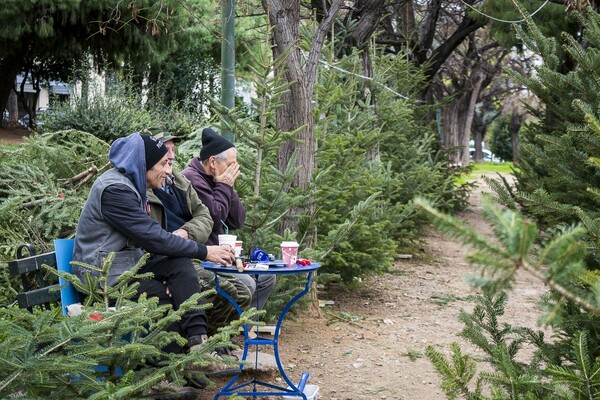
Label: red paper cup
xmin=281 ymin=241 xmax=299 ymax=266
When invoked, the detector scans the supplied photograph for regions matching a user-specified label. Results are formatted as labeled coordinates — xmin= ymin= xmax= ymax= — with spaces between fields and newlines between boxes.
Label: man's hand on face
xmin=214 ymin=162 xmax=240 ymax=187
xmin=205 ymin=245 xmax=236 ymax=266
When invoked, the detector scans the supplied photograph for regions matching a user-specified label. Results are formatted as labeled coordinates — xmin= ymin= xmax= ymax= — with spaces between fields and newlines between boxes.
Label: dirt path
xmin=202 ymin=174 xmax=548 ymax=400
xmin=0 ymin=126 xmax=30 ymax=144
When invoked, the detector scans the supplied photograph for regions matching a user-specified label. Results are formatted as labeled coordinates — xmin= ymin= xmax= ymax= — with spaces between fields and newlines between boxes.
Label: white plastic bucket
xmin=281 ymin=384 xmax=319 ymax=400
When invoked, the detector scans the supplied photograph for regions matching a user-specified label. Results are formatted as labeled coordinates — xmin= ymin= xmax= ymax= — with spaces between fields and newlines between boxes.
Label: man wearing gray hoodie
xmin=72 ymin=132 xmax=234 ymax=353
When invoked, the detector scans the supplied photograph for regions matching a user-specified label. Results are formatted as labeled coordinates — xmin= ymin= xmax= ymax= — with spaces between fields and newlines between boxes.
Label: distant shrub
xmin=42 ymin=75 xmax=203 ymax=142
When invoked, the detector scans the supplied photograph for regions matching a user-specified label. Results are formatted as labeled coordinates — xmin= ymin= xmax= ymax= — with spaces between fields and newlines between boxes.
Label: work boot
xmin=187 ymin=335 xmax=240 ymax=377
xmin=187 ymin=334 xmax=209 ymax=353
xmin=145 ymin=384 xmax=199 ymax=399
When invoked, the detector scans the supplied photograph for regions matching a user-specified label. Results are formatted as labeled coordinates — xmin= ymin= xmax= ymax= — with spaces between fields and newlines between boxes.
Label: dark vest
xmin=72 ymin=169 xmax=145 ymax=285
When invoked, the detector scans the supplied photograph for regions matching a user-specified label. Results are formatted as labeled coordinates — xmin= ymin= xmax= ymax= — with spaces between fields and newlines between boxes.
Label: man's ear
xmin=208 ymin=156 xmax=217 ymax=169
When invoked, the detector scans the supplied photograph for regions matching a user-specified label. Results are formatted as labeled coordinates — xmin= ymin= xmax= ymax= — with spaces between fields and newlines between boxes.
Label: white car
xmin=469 ymin=148 xmax=502 ymax=162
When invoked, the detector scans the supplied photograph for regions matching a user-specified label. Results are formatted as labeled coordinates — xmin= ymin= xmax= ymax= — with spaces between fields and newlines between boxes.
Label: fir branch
xmin=519 ymin=261 xmax=600 ymax=316
xmin=416 ymin=197 xmax=600 ymax=316
xmin=63 ymin=165 xmax=101 ymax=191
xmin=414 ymin=197 xmax=512 ymax=260
xmin=315 ymin=192 xmax=381 ymax=261
xmin=425 ymin=343 xmax=480 ymax=400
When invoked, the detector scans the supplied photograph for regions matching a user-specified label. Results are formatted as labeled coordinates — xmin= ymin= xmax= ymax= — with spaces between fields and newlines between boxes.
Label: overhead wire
xmin=460 ymin=0 xmax=551 ymax=24
xmin=318 ymin=59 xmax=417 ymax=101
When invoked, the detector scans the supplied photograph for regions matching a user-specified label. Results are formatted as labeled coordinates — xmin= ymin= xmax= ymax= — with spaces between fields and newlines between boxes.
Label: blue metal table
xmin=201 ymin=261 xmax=321 ymax=399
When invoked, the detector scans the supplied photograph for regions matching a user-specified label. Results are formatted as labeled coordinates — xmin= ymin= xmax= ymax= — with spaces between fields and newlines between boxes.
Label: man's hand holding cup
xmin=206 ymin=245 xmax=235 ymax=266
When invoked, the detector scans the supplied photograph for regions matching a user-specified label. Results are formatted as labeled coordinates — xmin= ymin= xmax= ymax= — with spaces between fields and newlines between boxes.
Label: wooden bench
xmin=8 ymin=239 xmax=78 ymax=314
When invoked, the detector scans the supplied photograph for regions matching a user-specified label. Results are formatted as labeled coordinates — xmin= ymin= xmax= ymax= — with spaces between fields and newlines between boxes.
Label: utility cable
xmin=318 ymin=59 xmax=420 ymax=101
xmin=460 ymin=0 xmax=551 ymax=24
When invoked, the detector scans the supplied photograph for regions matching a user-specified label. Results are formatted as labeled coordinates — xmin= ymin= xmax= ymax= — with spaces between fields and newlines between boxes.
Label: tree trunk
xmin=442 ymin=94 xmax=467 ymax=165
xmin=462 ymin=72 xmax=483 ymax=165
xmin=442 ymin=72 xmax=483 ymax=166
xmin=473 ymin=129 xmax=483 ymax=162
xmin=264 ymin=0 xmax=342 ymax=317
xmin=264 ymin=0 xmax=341 ymax=218
xmin=348 ymin=0 xmax=386 ymax=48
xmin=509 ymin=109 xmax=522 ymax=162
xmin=7 ymin=90 xmax=19 ymax=127
xmin=0 ymin=56 xmax=21 ymax=118
xmin=340 ymin=0 xmax=384 ymax=159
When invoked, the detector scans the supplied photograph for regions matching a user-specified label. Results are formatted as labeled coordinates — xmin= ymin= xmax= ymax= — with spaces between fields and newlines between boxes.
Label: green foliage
xmin=545 ymin=331 xmax=600 ymax=398
xmin=146 ymin=1 xmax=263 ymax=114
xmin=428 ymin=289 xmax=600 ymax=399
xmin=178 ymin=34 xmax=470 ymax=285
xmin=305 ymin=49 xmax=469 ymax=282
xmin=476 ymin=0 xmax=576 ymax=50
xmin=488 ymin=116 xmax=514 ymax=161
xmin=0 ymin=0 xmax=207 ymax=115
xmin=0 ymin=255 xmax=245 ymax=399
xmin=0 ymin=130 xmax=108 ymax=252
xmin=494 ymin=7 xmax=600 ymax=270
xmin=426 ymin=290 xmax=552 ymax=400
xmin=178 ymin=31 xmax=304 ymax=257
xmin=0 ymin=130 xmax=109 ymax=305
xmin=42 ymin=72 xmax=203 ymax=141
xmin=426 ymin=343 xmax=482 ymax=399
xmin=416 ymin=198 xmax=592 ymax=300
xmin=418 ymin=198 xmax=600 ymax=398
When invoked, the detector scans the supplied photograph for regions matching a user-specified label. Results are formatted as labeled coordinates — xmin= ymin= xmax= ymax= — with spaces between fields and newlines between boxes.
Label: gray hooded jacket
xmin=72 ymin=132 xmax=207 ymax=286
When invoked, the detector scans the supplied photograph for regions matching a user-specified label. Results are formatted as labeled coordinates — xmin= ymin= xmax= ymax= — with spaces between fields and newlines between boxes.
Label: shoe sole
xmin=205 ymin=367 xmax=241 ymax=377
xmin=146 ymin=387 xmax=199 ymax=400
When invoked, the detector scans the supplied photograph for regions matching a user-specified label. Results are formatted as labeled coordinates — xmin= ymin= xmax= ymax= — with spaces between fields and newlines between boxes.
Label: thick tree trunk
xmin=442 ymin=75 xmax=483 ymax=166
xmin=349 ymin=0 xmax=386 ymax=48
xmin=7 ymin=90 xmax=19 ymax=127
xmin=264 ymin=0 xmax=342 ymax=318
xmin=442 ymin=94 xmax=467 ymax=165
xmin=264 ymin=0 xmax=341 ymax=206
xmin=0 ymin=56 xmax=21 ymax=118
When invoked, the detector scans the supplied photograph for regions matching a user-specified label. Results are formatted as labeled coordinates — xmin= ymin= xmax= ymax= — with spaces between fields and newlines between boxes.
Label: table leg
xmin=271 ymin=271 xmax=313 ymax=395
xmin=211 ymin=272 xmax=314 ymax=399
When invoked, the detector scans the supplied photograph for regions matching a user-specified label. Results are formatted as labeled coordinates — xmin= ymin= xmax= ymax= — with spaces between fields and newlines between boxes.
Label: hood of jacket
xmin=109 ymin=132 xmax=148 ymax=206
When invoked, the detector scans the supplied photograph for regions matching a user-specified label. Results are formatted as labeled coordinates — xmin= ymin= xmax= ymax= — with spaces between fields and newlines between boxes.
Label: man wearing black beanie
xmin=183 ymin=128 xmax=276 ymax=314
xmin=73 ymin=132 xmax=236 ymax=371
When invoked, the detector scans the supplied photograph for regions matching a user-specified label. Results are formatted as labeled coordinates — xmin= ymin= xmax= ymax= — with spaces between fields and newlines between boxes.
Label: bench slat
xmin=16 ymin=285 xmax=61 ymax=309
xmin=8 ymin=253 xmax=57 ymax=275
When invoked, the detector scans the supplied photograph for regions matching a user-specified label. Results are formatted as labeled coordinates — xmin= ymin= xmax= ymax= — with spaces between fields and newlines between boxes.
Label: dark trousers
xmin=136 ymin=255 xmax=208 ymax=343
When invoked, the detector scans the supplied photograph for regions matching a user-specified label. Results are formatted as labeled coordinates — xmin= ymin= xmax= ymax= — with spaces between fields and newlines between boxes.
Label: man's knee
xmin=237 ymin=273 xmax=257 ymax=294
xmin=260 ymin=274 xmax=276 ymax=289
xmin=169 ymin=257 xmax=198 ymax=280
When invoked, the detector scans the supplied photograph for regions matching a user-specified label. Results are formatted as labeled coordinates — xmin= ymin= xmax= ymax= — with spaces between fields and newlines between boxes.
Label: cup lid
xmin=281 ymin=241 xmax=299 ymax=246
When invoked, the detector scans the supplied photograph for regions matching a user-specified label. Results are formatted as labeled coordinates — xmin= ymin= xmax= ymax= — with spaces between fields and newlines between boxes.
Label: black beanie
xmin=141 ymin=134 xmax=168 ymax=170
xmin=200 ymin=128 xmax=235 ymax=161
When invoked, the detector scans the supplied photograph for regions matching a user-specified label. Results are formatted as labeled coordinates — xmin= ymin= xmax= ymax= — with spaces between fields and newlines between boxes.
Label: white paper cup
xmin=235 ymin=240 xmax=243 ymax=257
xmin=218 ymin=234 xmax=237 ymax=265
xmin=281 ymin=241 xmax=299 ymax=266
xmin=218 ymin=234 xmax=237 ymax=248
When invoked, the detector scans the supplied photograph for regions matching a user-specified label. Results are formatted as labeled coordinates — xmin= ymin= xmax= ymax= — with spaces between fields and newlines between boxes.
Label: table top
xmin=201 ymin=261 xmax=320 ymax=275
